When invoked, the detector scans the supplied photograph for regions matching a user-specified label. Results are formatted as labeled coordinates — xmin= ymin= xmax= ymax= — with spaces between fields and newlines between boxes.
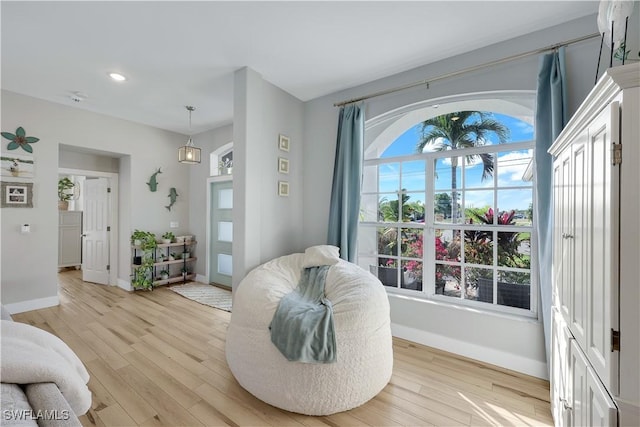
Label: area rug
xmin=169 ymin=283 xmax=232 ymax=312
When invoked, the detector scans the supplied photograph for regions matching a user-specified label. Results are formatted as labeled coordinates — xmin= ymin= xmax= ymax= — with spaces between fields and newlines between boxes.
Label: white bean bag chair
xmin=226 ymin=247 xmax=393 ymax=416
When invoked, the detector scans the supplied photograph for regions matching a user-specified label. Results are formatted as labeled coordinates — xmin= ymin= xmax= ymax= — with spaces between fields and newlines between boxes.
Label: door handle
xmin=562 ymin=233 xmax=574 ymax=239
xmin=81 ymin=234 xmax=87 ymax=237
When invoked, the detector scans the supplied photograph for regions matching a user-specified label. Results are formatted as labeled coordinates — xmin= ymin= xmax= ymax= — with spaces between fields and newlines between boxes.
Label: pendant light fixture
xmin=178 ymin=105 xmax=201 ymax=164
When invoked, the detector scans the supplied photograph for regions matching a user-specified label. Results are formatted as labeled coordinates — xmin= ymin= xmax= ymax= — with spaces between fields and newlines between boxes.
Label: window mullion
xmin=425 ymin=157 xmax=435 ymax=295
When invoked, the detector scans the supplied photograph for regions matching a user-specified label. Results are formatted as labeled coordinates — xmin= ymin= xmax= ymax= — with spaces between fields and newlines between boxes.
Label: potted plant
xmin=130 ymin=230 xmax=158 ymax=291
xmin=58 ymin=177 xmax=76 ymax=210
xmin=218 ymin=158 xmax=232 ymax=175
xmin=159 ymin=269 xmax=170 ymax=280
xmin=182 ymin=251 xmax=190 ymax=259
xmin=139 ymin=232 xmax=158 ymax=252
xmin=170 ymin=252 xmax=180 ymax=261
xmin=131 ymin=229 xmax=148 ymax=246
xmin=161 ymin=231 xmax=174 ymax=244
xmin=131 ymin=257 xmax=154 ymax=290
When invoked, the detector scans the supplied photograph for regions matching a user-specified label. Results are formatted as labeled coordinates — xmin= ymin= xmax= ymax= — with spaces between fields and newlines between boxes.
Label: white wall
xmin=1 ymin=91 xmax=191 ymax=310
xmin=59 ymin=147 xmax=121 ymax=173
xmin=232 ymin=67 xmax=304 ymax=288
xmin=300 ymin=15 xmax=601 ymax=378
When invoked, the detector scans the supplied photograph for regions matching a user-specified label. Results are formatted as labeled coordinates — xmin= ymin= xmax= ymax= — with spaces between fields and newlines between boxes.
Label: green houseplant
xmin=131 ymin=257 xmax=154 ymax=290
xmin=130 ymin=230 xmax=158 ymax=290
xmin=161 ymin=231 xmax=175 ymax=244
xmin=131 ymin=229 xmax=148 ymax=246
xmin=58 ymin=177 xmax=76 ymax=210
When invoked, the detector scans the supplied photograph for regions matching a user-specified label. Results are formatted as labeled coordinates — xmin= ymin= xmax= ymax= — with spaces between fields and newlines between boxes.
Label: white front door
xmin=82 ymin=177 xmax=110 ymax=285
xmin=210 ymin=181 xmax=232 ymax=287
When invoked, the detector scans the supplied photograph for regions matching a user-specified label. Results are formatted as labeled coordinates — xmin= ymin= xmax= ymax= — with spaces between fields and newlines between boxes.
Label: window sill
xmin=385 ymin=288 xmax=540 ymax=324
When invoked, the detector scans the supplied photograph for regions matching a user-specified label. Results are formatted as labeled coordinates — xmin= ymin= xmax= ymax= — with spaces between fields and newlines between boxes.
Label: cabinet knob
xmin=562 ymin=233 xmax=574 ymax=239
xmin=560 ymin=398 xmax=573 ymax=411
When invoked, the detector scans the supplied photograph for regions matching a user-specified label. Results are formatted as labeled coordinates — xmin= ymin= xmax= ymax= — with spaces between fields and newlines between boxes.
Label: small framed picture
xmin=1 ymin=153 xmax=35 ymax=179
xmin=278 ymin=134 xmax=290 ymax=152
xmin=278 ymin=181 xmax=289 ymax=197
xmin=278 ymin=157 xmax=289 ymax=174
xmin=1 ymin=181 xmax=33 ymax=208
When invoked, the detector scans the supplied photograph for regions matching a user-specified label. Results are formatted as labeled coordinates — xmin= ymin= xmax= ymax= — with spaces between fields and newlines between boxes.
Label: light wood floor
xmin=12 ymin=270 xmax=553 ymax=426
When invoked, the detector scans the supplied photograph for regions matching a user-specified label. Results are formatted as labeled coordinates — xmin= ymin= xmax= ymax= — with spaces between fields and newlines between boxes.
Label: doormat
xmin=169 ymin=283 xmax=232 ymax=312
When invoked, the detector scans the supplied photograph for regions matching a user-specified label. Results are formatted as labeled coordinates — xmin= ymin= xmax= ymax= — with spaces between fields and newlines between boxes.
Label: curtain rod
xmin=334 ymin=32 xmax=600 ymax=107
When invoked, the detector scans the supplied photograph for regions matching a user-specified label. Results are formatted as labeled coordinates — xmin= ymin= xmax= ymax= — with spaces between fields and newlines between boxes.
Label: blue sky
xmin=377 ymin=113 xmax=534 ymax=211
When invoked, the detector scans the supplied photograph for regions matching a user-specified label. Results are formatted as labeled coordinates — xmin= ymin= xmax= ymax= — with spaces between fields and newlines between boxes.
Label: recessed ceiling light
xmin=108 ymin=72 xmax=127 ymax=82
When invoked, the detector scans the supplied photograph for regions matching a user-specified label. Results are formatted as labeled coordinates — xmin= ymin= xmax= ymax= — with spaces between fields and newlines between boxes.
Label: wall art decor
xmin=165 ymin=187 xmax=178 ymax=211
xmin=278 ymin=181 xmax=289 ymax=197
xmin=278 ymin=134 xmax=290 ymax=152
xmin=147 ymin=167 xmax=162 ymax=192
xmin=1 ymin=127 xmax=39 ymax=153
xmin=1 ymin=181 xmax=33 ymax=208
xmin=278 ymin=157 xmax=289 ymax=174
xmin=1 ymin=153 xmax=34 ymax=179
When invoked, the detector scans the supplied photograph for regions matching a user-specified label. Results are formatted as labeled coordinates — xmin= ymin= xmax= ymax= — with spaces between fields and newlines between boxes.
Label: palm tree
xmin=416 ymin=111 xmax=509 ymax=222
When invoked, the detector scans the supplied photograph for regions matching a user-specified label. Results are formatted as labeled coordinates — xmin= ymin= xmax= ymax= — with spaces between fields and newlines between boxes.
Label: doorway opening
xmin=58 ymin=167 xmax=119 ymax=286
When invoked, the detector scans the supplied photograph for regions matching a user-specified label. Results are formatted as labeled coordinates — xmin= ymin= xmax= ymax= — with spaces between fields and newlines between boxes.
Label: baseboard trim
xmin=4 ymin=296 xmax=59 ymax=315
xmin=117 ymin=279 xmax=132 ymax=291
xmin=195 ymin=274 xmax=207 ymax=284
xmin=391 ymin=322 xmax=549 ymax=380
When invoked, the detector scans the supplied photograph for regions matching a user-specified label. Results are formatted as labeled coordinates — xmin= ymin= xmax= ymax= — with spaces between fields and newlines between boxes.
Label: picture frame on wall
xmin=1 ymin=181 xmax=33 ymax=208
xmin=278 ymin=134 xmax=290 ymax=152
xmin=278 ymin=157 xmax=289 ymax=174
xmin=278 ymin=181 xmax=289 ymax=197
xmin=1 ymin=153 xmax=34 ymax=179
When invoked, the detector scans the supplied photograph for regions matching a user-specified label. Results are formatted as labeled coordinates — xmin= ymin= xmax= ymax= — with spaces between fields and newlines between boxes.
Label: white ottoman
xmin=225 ymin=252 xmax=393 ymax=416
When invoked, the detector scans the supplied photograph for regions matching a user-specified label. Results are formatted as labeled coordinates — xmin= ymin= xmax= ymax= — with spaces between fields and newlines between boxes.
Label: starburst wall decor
xmin=2 ymin=127 xmax=39 ymax=153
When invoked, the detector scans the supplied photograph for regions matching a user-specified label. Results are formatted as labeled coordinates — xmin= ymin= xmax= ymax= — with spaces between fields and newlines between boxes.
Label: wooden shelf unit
xmin=131 ymin=239 xmax=197 ymax=289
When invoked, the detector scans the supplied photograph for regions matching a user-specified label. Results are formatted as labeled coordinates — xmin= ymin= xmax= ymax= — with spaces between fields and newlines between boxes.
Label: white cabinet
xmin=551 ymin=308 xmax=571 ymax=427
xmin=58 ymin=211 xmax=82 ymax=268
xmin=549 ymin=63 xmax=639 ymax=427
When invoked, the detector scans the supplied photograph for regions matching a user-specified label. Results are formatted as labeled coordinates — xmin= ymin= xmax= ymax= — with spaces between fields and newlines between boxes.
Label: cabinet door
xmin=569 ymin=340 xmax=589 ymax=427
xmin=586 ymin=367 xmax=618 ymax=427
xmin=570 ymin=340 xmax=618 ymax=427
xmin=586 ymin=102 xmax=620 ymax=395
xmin=570 ymin=133 xmax=588 ymax=351
xmin=553 ymin=151 xmax=572 ymax=319
xmin=551 ymin=308 xmax=572 ymax=427
xmin=58 ymin=211 xmax=82 ymax=267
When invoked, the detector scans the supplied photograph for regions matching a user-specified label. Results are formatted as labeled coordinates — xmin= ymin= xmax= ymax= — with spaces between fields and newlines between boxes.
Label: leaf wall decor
xmin=1 ymin=127 xmax=39 ymax=153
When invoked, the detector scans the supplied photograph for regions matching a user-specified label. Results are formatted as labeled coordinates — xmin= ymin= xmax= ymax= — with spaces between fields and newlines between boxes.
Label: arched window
xmin=210 ymin=142 xmax=233 ymax=177
xmin=358 ymin=92 xmax=537 ymax=316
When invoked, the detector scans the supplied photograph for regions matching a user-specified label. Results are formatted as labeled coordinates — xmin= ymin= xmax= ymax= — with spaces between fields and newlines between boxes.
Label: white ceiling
xmin=1 ymin=1 xmax=599 ymax=135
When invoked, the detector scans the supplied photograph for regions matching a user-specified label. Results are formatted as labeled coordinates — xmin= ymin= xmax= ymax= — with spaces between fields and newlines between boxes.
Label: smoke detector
xmin=70 ymin=91 xmax=88 ymax=103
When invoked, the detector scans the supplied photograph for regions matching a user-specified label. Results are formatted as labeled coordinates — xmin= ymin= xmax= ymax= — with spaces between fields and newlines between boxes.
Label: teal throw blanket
xmin=269 ymin=266 xmax=336 ymax=363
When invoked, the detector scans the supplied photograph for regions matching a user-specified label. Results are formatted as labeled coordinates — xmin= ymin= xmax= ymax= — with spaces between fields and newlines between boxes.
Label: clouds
xmin=496 ymin=150 xmax=533 ymax=184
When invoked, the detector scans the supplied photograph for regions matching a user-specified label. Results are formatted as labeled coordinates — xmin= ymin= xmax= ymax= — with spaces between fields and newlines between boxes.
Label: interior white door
xmin=209 ymin=181 xmax=233 ymax=287
xmin=82 ymin=177 xmax=110 ymax=285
